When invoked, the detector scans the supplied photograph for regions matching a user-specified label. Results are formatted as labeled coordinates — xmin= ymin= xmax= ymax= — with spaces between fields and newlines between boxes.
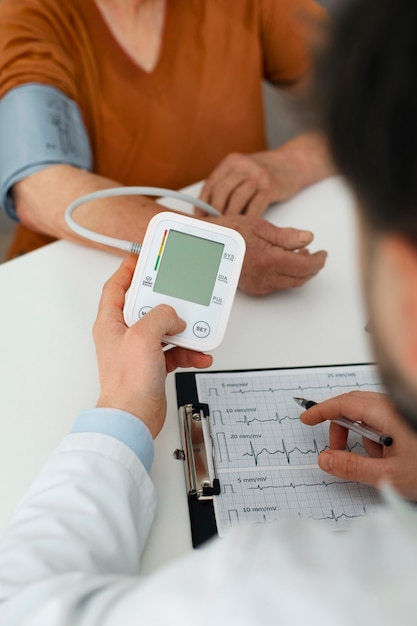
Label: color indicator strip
xmin=154 ymin=229 xmax=168 ymax=271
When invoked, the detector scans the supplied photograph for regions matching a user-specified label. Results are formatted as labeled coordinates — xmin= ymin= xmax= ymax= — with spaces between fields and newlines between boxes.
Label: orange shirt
xmin=0 ymin=0 xmax=324 ymax=255
xmin=0 ymin=0 xmax=324 ymax=189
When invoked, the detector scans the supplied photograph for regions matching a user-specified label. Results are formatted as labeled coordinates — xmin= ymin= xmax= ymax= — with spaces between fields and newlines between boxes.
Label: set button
xmin=193 ymin=321 xmax=211 ymax=338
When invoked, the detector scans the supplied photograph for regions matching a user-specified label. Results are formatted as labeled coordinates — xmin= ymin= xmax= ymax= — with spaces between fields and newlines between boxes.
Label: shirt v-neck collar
xmin=86 ymin=0 xmax=179 ymax=92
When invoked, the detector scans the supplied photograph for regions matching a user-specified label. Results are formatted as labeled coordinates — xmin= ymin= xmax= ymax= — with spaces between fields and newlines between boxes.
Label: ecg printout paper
xmin=195 ymin=364 xmax=385 ymax=537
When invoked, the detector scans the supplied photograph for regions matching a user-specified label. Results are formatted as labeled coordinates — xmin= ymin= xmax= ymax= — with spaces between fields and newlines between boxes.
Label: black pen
xmin=293 ymin=397 xmax=393 ymax=447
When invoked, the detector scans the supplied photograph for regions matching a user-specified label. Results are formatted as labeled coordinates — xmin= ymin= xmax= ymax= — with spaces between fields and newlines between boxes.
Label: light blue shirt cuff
xmin=71 ymin=408 xmax=154 ymax=473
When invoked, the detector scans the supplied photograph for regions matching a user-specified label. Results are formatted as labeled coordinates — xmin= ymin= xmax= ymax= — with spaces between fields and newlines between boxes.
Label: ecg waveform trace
xmin=195 ymin=364 xmax=383 ymax=536
xmin=247 ymin=477 xmax=358 ymax=492
xmin=230 ymin=380 xmax=382 ymax=396
xmin=210 ymin=466 xmax=381 ymax=535
xmin=236 ymin=412 xmax=299 ymax=427
xmin=243 ymin=438 xmax=365 ymax=467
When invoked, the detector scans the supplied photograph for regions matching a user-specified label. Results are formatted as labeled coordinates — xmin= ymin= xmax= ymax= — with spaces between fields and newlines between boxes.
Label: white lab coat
xmin=0 ymin=428 xmax=417 ymax=626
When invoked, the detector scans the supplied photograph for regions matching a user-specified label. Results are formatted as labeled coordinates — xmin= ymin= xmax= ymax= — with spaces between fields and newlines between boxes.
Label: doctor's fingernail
xmin=318 ymin=451 xmax=333 ymax=471
xmin=299 ymin=230 xmax=313 ymax=244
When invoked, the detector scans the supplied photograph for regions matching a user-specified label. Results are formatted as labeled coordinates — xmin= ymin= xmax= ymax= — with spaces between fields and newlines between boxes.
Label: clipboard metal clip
xmin=174 ymin=403 xmax=220 ymax=500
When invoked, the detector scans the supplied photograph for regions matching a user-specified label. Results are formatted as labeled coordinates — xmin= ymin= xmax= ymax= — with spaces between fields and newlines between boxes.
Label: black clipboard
xmin=175 ymin=371 xmax=219 ymax=547
xmin=175 ymin=363 xmax=376 ymax=548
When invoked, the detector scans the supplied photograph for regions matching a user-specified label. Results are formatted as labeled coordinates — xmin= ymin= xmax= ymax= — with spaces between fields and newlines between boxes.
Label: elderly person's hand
xmin=207 ymin=214 xmax=327 ymax=294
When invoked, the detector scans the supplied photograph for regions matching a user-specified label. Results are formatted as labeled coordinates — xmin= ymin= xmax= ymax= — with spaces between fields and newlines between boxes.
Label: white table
xmin=0 ymin=176 xmax=373 ymax=575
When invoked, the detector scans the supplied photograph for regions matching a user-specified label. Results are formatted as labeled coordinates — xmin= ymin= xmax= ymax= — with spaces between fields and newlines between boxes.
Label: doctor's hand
xmin=208 ymin=214 xmax=327 ymax=295
xmin=93 ymin=255 xmax=212 ymax=438
xmin=301 ymin=391 xmax=417 ymax=501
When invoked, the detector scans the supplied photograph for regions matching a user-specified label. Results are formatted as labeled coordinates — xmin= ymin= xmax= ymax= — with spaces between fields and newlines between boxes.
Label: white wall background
xmin=264 ymin=0 xmax=340 ymax=148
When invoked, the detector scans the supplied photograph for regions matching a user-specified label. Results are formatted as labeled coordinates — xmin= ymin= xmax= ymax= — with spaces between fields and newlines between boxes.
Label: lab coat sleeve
xmin=0 ymin=408 xmax=156 ymax=625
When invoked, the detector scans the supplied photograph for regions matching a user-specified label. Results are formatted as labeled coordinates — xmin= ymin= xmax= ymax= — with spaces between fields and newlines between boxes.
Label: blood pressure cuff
xmin=0 ymin=83 xmax=92 ymax=220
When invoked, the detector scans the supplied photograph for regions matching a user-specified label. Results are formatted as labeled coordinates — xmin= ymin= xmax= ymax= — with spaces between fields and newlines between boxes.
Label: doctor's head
xmin=314 ymin=0 xmax=417 ymax=430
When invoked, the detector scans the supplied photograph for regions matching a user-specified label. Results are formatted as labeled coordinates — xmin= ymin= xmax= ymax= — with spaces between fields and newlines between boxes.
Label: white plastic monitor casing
xmin=123 ymin=212 xmax=246 ymax=351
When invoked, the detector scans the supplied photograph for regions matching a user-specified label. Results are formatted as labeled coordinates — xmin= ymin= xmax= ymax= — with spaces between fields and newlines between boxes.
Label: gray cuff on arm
xmin=0 ymin=83 xmax=92 ymax=220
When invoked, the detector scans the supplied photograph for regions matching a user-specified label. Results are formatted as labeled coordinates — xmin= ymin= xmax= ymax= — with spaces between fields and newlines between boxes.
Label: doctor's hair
xmin=312 ymin=0 xmax=417 ymax=239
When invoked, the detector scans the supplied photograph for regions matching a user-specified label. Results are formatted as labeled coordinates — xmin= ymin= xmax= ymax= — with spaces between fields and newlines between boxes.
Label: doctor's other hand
xmin=93 ymin=255 xmax=213 ymax=438
xmin=301 ymin=391 xmax=417 ymax=501
xmin=210 ymin=215 xmax=327 ymax=295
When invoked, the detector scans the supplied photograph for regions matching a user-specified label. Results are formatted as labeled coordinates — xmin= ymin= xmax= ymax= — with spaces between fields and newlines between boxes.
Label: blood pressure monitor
xmin=123 ymin=212 xmax=246 ymax=351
